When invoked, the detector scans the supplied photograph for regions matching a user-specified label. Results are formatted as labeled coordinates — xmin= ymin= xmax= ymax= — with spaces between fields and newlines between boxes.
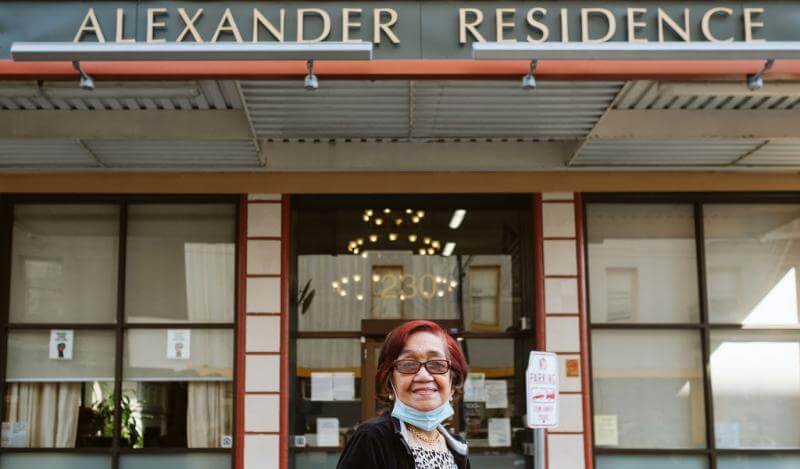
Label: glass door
xmin=290 ymin=195 xmax=535 ymax=469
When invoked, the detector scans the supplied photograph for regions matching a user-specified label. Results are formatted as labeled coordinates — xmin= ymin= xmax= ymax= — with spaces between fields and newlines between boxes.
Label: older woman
xmin=337 ymin=320 xmax=470 ymax=469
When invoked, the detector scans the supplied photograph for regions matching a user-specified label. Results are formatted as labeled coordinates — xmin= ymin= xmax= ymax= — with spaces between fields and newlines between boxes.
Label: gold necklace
xmin=409 ymin=425 xmax=441 ymax=444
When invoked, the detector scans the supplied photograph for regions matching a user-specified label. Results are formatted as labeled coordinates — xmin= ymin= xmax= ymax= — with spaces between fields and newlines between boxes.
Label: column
xmin=537 ymin=192 xmax=593 ymax=469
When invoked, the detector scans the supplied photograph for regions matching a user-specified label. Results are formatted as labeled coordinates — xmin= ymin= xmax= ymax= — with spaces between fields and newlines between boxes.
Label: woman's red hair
xmin=376 ymin=320 xmax=468 ymax=404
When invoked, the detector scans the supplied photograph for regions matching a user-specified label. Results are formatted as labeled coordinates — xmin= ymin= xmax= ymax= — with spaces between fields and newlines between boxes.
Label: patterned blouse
xmin=411 ymin=446 xmax=458 ymax=469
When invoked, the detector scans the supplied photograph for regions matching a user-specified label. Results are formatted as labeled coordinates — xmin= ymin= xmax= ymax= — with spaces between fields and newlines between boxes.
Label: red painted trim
xmin=551 ymin=351 xmax=582 ymax=356
xmin=543 ymin=237 xmax=578 ymax=241
xmin=247 ymin=351 xmax=283 ymax=356
xmin=246 ymin=312 xmax=283 ymax=316
xmin=574 ymin=194 xmax=594 ymax=469
xmin=280 ymin=195 xmax=291 ymax=469
xmin=1 ymin=59 xmax=798 ymax=80
xmin=236 ymin=195 xmax=248 ymax=469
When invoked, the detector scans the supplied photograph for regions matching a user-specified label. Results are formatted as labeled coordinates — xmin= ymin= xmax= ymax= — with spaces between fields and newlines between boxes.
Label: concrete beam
xmin=0 ymin=110 xmax=252 ymax=140
xmin=591 ymin=110 xmax=800 ymax=140
xmin=262 ymin=141 xmax=578 ymax=171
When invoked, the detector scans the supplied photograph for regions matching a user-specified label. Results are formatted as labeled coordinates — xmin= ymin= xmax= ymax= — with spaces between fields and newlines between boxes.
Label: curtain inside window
xmin=186 ymin=382 xmax=231 ymax=448
xmin=184 ymin=243 xmax=234 ymax=448
xmin=5 ymin=383 xmax=81 ymax=448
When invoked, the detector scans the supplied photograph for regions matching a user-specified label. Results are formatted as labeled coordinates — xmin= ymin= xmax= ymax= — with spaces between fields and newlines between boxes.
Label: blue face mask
xmin=391 ymin=395 xmax=454 ymax=432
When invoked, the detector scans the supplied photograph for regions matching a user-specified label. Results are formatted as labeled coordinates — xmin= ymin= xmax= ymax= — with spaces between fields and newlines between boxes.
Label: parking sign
xmin=526 ymin=351 xmax=559 ymax=428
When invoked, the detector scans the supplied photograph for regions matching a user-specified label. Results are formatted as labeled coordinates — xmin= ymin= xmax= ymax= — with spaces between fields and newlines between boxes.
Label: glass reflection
xmin=710 ymin=331 xmax=800 ymax=449
xmin=587 ymin=204 xmax=699 ymax=323
xmin=704 ymin=204 xmax=800 ymax=325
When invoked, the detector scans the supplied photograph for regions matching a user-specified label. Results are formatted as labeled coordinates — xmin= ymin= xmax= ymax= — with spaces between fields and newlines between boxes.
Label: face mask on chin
xmin=390 ymin=383 xmax=454 ymax=432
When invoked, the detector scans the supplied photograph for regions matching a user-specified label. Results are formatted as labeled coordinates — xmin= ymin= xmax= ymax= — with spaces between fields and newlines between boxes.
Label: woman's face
xmin=391 ymin=331 xmax=453 ymax=412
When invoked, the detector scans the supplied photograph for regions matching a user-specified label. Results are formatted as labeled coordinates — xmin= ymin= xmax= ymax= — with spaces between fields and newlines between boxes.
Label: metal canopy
xmin=11 ymin=42 xmax=373 ymax=62
xmin=1 ymin=79 xmax=800 ymax=171
xmin=472 ymin=42 xmax=800 ymax=60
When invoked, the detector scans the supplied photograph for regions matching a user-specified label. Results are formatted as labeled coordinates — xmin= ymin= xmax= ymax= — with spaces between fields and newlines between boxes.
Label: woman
xmin=337 ymin=320 xmax=470 ymax=469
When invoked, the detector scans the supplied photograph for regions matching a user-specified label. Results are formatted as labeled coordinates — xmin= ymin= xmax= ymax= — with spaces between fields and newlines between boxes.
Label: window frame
xmin=584 ymin=192 xmax=800 ymax=468
xmin=0 ymin=194 xmax=240 ymax=469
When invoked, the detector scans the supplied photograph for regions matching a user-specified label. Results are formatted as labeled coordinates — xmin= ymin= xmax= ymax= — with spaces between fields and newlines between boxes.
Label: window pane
xmin=592 ymin=330 xmax=706 ymax=448
xmin=295 ymin=199 xmax=527 ymax=333
xmin=3 ymin=381 xmax=114 ymax=448
xmin=125 ymin=204 xmax=236 ymax=323
xmin=122 ymin=329 xmax=233 ymax=448
xmin=120 ymin=381 xmax=233 ymax=448
xmin=718 ymin=456 xmax=800 ymax=469
xmin=597 ymin=455 xmax=707 ymax=469
xmin=295 ymin=339 xmax=361 ymax=449
xmin=6 ymin=330 xmax=115 ymax=382
xmin=123 ymin=329 xmax=232 ymax=380
xmin=0 ymin=454 xmax=111 ymax=469
xmin=587 ymin=204 xmax=699 ymax=323
xmin=704 ymin=204 xmax=800 ymax=325
xmin=710 ymin=330 xmax=800 ymax=449
xmin=119 ymin=454 xmax=231 ymax=469
xmin=9 ymin=204 xmax=118 ymax=323
xmin=462 ymin=339 xmax=519 ymax=449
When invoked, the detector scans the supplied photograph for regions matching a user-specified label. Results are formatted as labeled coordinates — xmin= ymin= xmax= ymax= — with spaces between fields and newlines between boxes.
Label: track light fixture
xmin=746 ymin=58 xmax=774 ymax=91
xmin=72 ymin=60 xmax=94 ymax=91
xmin=304 ymin=60 xmax=319 ymax=91
xmin=521 ymin=59 xmax=537 ymax=90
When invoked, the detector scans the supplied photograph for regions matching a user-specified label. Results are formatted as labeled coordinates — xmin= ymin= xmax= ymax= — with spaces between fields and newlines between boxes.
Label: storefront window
xmin=0 ymin=200 xmax=236 ymax=468
xmin=592 ymin=330 xmax=706 ymax=449
xmin=588 ymin=197 xmax=800 ymax=467
xmin=710 ymin=331 xmax=800 ymax=449
xmin=704 ymin=204 xmax=800 ymax=325
xmin=291 ymin=195 xmax=533 ymax=469
xmin=587 ymin=204 xmax=699 ymax=323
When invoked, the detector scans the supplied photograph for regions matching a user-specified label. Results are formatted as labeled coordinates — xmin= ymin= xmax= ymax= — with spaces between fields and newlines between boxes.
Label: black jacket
xmin=337 ymin=413 xmax=470 ymax=469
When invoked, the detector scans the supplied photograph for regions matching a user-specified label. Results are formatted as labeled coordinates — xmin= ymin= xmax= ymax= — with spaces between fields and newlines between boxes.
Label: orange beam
xmin=1 ymin=59 xmax=799 ymax=80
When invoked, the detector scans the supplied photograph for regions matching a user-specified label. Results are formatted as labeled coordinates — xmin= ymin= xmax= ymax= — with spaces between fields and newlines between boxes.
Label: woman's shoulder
xmin=352 ymin=412 xmax=396 ymax=438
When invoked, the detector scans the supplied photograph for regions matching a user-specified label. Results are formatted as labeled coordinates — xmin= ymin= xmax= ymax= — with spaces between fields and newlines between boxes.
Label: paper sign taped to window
xmin=464 ymin=372 xmax=486 ymax=402
xmin=167 ymin=329 xmax=191 ymax=360
xmin=49 ymin=330 xmax=74 ymax=360
xmin=488 ymin=418 xmax=511 ymax=447
xmin=594 ymin=415 xmax=619 ymax=446
xmin=484 ymin=380 xmax=508 ymax=409
xmin=317 ymin=417 xmax=340 ymax=447
xmin=1 ymin=422 xmax=27 ymax=448
xmin=332 ymin=372 xmax=355 ymax=401
xmin=311 ymin=372 xmax=334 ymax=401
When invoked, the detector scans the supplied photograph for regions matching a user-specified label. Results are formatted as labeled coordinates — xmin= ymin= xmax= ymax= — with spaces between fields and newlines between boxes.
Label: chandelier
xmin=346 ymin=208 xmax=446 ymax=256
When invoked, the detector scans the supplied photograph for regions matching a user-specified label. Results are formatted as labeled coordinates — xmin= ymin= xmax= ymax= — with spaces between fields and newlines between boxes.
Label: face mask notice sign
xmin=526 ymin=351 xmax=559 ymax=429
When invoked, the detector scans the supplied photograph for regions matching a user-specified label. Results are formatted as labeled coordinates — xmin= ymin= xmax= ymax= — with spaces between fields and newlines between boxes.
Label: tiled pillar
xmin=239 ymin=194 xmax=287 ymax=469
xmin=537 ymin=193 xmax=593 ymax=469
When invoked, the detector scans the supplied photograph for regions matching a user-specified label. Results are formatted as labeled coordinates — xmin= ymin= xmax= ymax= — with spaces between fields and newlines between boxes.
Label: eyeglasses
xmin=393 ymin=359 xmax=451 ymax=375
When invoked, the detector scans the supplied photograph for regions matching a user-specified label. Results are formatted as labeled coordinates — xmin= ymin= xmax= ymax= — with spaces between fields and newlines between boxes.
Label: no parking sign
xmin=526 ymin=351 xmax=559 ymax=429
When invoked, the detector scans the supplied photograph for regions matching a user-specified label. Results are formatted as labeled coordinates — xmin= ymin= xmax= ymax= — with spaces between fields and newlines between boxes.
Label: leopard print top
xmin=410 ymin=446 xmax=458 ymax=469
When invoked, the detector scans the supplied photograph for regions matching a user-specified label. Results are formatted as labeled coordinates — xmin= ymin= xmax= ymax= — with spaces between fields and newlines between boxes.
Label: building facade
xmin=1 ymin=1 xmax=800 ymax=469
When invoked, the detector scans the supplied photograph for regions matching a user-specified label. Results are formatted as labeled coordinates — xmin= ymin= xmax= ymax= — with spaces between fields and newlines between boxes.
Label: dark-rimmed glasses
xmin=393 ymin=359 xmax=451 ymax=375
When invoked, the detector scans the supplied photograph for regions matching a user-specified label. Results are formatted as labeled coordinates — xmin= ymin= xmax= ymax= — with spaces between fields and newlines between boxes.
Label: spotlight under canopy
xmin=10 ymin=41 xmax=373 ymax=62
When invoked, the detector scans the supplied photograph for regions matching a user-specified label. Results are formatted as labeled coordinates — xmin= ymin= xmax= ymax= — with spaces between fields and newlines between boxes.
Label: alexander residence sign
xmin=1 ymin=2 xmax=799 ymax=59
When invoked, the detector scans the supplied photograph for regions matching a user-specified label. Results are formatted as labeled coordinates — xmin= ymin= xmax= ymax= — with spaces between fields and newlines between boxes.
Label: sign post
xmin=526 ymin=351 xmax=559 ymax=469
